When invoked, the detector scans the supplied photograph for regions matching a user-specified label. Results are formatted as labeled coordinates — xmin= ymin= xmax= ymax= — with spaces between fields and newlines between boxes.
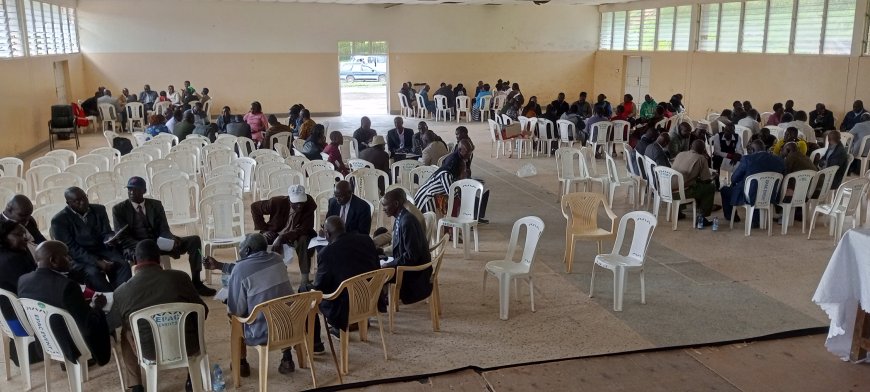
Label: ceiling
xmin=225 ymin=0 xmax=634 ymax=6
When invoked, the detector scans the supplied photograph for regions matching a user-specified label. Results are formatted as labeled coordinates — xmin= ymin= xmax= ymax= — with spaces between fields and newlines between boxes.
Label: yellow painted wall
xmin=0 ymin=54 xmax=85 ymax=157
xmin=594 ymin=50 xmax=865 ymax=122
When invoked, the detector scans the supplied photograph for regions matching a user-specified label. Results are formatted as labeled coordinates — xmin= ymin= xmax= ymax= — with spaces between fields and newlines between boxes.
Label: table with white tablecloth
xmin=812 ymin=228 xmax=870 ymax=361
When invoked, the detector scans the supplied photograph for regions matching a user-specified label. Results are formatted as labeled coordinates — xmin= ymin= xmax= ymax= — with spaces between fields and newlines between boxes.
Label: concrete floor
xmin=2 ymin=114 xmax=864 ymax=391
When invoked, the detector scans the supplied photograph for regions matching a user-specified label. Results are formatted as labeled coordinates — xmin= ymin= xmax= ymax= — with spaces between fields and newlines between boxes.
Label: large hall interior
xmin=1 ymin=0 xmax=870 ymax=391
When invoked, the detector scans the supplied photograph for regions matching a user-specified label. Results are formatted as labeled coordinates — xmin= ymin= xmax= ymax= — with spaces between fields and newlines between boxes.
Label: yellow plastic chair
xmin=322 ymin=268 xmax=394 ymax=375
xmin=388 ymin=236 xmax=448 ymax=332
xmin=230 ymin=291 xmax=342 ymax=390
xmin=561 ymin=192 xmax=617 ymax=273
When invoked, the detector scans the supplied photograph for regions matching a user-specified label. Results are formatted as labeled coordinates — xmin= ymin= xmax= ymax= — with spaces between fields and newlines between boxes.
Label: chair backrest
xmin=200 ymin=194 xmax=244 ymax=240
xmin=764 ymin=125 xmax=784 ymax=139
xmin=590 ymin=121 xmax=612 ymax=144
xmin=840 ymin=133 xmax=854 ymax=151
xmin=302 ymin=160 xmax=334 ymax=177
xmin=0 ymin=157 xmax=24 ymax=178
xmin=415 ymin=94 xmax=426 ymax=111
xmin=145 ymin=138 xmax=173 ymax=156
xmin=0 ymin=288 xmax=33 ymax=339
xmin=809 ymin=165 xmax=839 ymax=202
xmin=503 ymin=216 xmax=545 ymax=271
xmin=456 ymin=96 xmax=469 ymax=111
xmin=409 ymin=165 xmax=438 ymax=195
xmin=829 ymin=177 xmax=870 ymax=216
xmin=31 ymin=155 xmax=66 ymax=170
xmin=44 ymin=172 xmax=82 ymax=189
xmin=166 ymin=150 xmax=198 ymax=178
xmin=307 ymin=169 xmax=342 ymax=196
xmin=268 ymin=168 xmax=305 ymax=192
xmin=339 ymin=136 xmax=354 ymax=163
xmin=234 ymin=157 xmax=256 ymax=192
xmin=555 ymin=147 xmax=586 ymax=181
xmin=611 ymin=120 xmax=630 ymax=143
xmin=202 ymin=182 xmax=243 ymax=200
xmin=159 ymin=178 xmax=199 ymax=221
xmin=492 ymin=94 xmax=506 ymax=111
xmin=642 ymin=155 xmax=659 ymax=192
xmin=253 ymin=154 xmax=284 ymax=169
xmin=742 ymin=172 xmax=783 ymax=208
xmin=857 ymin=135 xmax=870 ymax=159
xmin=126 ymin=102 xmax=145 ymax=121
xmin=653 ymin=166 xmax=686 ymax=203
xmin=36 ymin=186 xmax=67 ymax=207
xmin=146 ymin=159 xmax=178 ymax=181
xmin=537 ymin=118 xmax=555 ymax=140
xmin=45 ymin=149 xmax=77 ymax=167
xmin=114 ymin=161 xmax=149 ymax=186
xmin=75 ymin=155 xmax=110 ymax=172
xmin=85 ymin=171 xmax=120 ymax=188
xmin=249 ymin=149 xmax=279 ymax=161
xmin=207 ymin=164 xmax=243 ymax=181
xmin=153 ymin=101 xmax=171 ymax=115
xmin=129 ymin=303 xmax=207 ymax=368
xmin=479 ymin=95 xmax=492 ymax=111
xmin=20 ymin=298 xmax=91 ymax=363
xmin=26 ymin=165 xmax=61 ymax=196
xmin=89 ymin=147 xmax=121 ymax=168
xmin=434 ymin=95 xmax=448 ymax=111
xmin=120 ymin=151 xmax=153 ymax=164
xmin=346 ymin=168 xmax=388 ymax=207
xmin=608 ymin=211 xmax=658 ymax=264
xmin=87 ymin=181 xmax=122 ymax=204
xmin=397 ymin=93 xmax=410 ymax=109
xmin=98 ymin=104 xmax=117 ymax=121
xmin=390 ymin=159 xmax=422 ymax=186
xmin=152 ymin=170 xmax=188 ymax=192
xmin=133 ymin=145 xmax=163 ymax=161
xmin=256 ymin=163 xmax=289 ymax=195
xmin=605 ymin=154 xmax=628 ymax=184
xmin=244 ymin=291 xmax=322 ymax=351
xmin=285 ymin=155 xmax=309 ymax=171
xmin=488 ymin=119 xmax=502 ymax=142
xmin=332 ymin=269 xmax=395 ymax=327
xmin=556 ymin=119 xmax=575 ymax=143
xmin=205 ymin=148 xmax=236 ymax=174
xmin=348 ymin=158 xmax=374 ymax=171
xmin=809 ymin=147 xmax=827 ymax=165
xmin=270 ymin=132 xmax=293 ymax=151
xmin=561 ymin=192 xmax=612 ymax=232
xmin=779 ymin=170 xmax=816 ymax=205
xmin=269 ymin=143 xmax=290 ymax=159
xmin=445 ymin=179 xmax=484 ymax=221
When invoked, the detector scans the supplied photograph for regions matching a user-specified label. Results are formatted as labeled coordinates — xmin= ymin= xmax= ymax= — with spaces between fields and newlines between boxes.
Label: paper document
xmin=157 ymin=237 xmax=175 ymax=252
xmin=282 ymin=244 xmax=296 ymax=266
xmin=104 ymin=225 xmax=128 ymax=244
xmin=308 ymin=237 xmax=329 ymax=249
xmin=379 ymin=257 xmax=394 ymax=268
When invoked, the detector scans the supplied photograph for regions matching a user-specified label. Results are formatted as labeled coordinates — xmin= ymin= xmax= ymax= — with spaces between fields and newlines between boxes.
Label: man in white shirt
xmin=166 ymin=85 xmax=182 ymax=106
xmin=737 ymin=109 xmax=761 ymax=135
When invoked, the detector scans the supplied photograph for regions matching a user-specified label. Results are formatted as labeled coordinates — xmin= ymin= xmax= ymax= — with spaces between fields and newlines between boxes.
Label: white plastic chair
xmin=729 ymin=172 xmax=783 ymax=236
xmin=488 ymin=119 xmax=509 ymax=159
xmin=437 ymin=179 xmax=483 ymax=259
xmin=125 ymin=102 xmax=146 ymax=132
xmin=777 ymin=170 xmax=815 ymax=235
xmin=455 ymin=96 xmax=470 ymax=123
xmin=397 ymin=93 xmax=414 ymax=118
xmin=234 ymin=137 xmax=256 ymax=158
xmin=409 ymin=165 xmax=438 ymax=196
xmin=31 ymin=155 xmax=66 ymax=171
xmin=338 ymin=136 xmax=355 ymax=163
xmin=476 ymin=95 xmax=493 ymax=123
xmin=132 ymin=145 xmax=163 ymax=161
xmin=32 ymin=203 xmax=62 ymax=238
xmin=610 ymin=120 xmax=630 ymax=157
xmin=36 ymin=187 xmax=67 ymax=208
xmin=348 ymin=159 xmax=374 ymax=172
xmin=89 ymin=147 xmax=121 ymax=169
xmin=120 ymin=151 xmax=153 ymax=165
xmin=98 ymin=104 xmax=119 ymax=132
xmin=85 ymin=171 xmax=121 ymax=189
xmin=200 ymin=194 xmax=245 ymax=262
xmin=131 ymin=132 xmax=149 ymax=148
xmin=307 ymin=170 xmax=342 ymax=197
xmin=103 ymin=130 xmax=119 ymax=147
xmin=653 ymin=166 xmax=696 ymax=230
xmin=159 ymin=177 xmax=200 ymax=233
xmin=855 ymin=135 xmax=870 ymax=177
xmin=202 ymin=183 xmax=243 ymax=201
xmin=269 ymin=132 xmax=293 ymax=153
xmin=249 ymin=149 xmax=280 ymax=161
xmin=268 ymin=169 xmax=305 ymax=196
xmin=215 ymin=134 xmax=238 ymax=146
xmin=346 ymin=168 xmax=389 ymax=228
xmin=114 ymin=161 xmax=149 ymax=186
xmin=0 ymin=157 xmax=24 ymax=178
xmin=166 ymin=150 xmax=199 ymax=178
xmin=482 ymin=216 xmax=545 ymax=320
xmin=589 ymin=121 xmax=612 ymax=158
xmin=302 ymin=160 xmax=334 ymax=177
xmin=206 ymin=164 xmax=243 ymax=182
xmin=234 ymin=157 xmax=256 ymax=193
xmin=25 ymin=165 xmax=61 ymax=198
xmin=807 ymin=165 xmax=839 ymax=213
xmin=145 ymin=138 xmax=173 ymax=157
xmin=20 ymin=298 xmax=124 ymax=392
xmin=204 ymin=148 xmax=236 ymax=176
xmin=589 ymin=211 xmax=658 ymax=311
xmin=87 ymin=182 xmax=123 ymax=205
xmin=555 ymin=148 xmax=591 ymax=201
xmin=152 ymin=170 xmax=188 ymax=193
xmin=129 ymin=303 xmax=211 ymax=392
xmin=75 ymin=155 xmax=110 ymax=173
xmin=271 ymin=143 xmax=290 ymax=159
xmin=255 ymin=163 xmax=289 ymax=200
xmin=808 ymin=177 xmax=870 ymax=241
xmin=415 ymin=93 xmax=429 ymax=119
xmin=145 ymin=159 xmax=178 ymax=183
xmin=285 ymin=155 xmax=309 ymax=171
xmin=0 ymin=288 xmax=35 ymax=390
xmin=45 ymin=149 xmax=77 ymax=168
xmin=45 ymin=171 xmax=82 ymax=189
xmin=604 ymin=154 xmax=639 ymax=208
xmin=390 ymin=159 xmax=421 ymax=187
xmin=556 ymin=119 xmax=578 ymax=149
xmin=492 ymin=95 xmax=506 ymax=113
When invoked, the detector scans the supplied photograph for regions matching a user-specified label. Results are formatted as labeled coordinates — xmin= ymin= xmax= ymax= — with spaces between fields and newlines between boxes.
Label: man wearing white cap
xmin=358 ymin=135 xmax=390 ymax=173
xmin=251 ymin=184 xmax=318 ymax=284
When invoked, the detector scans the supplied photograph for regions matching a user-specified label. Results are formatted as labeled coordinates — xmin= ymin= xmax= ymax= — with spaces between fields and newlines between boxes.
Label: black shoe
xmin=313 ymin=342 xmax=325 ymax=354
xmin=478 ymin=218 xmax=489 ymax=224
xmin=702 ymin=218 xmax=713 ymax=226
xmin=238 ymin=359 xmax=251 ymax=378
xmin=185 ymin=374 xmax=193 ymax=392
xmin=328 ymin=326 xmax=341 ymax=339
xmin=128 ymin=385 xmax=145 ymax=392
xmin=278 ymin=357 xmax=295 ymax=374
xmin=193 ymin=281 xmax=216 ymax=296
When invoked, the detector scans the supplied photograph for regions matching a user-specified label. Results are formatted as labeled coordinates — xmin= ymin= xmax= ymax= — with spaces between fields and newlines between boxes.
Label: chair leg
xmin=498 ymin=274 xmax=510 ymax=320
xmin=462 ymin=224 xmax=470 ymax=259
xmin=640 ymin=269 xmax=646 ymax=304
xmin=388 ymin=283 xmax=396 ymax=333
xmin=44 ymin=358 xmax=51 ymax=392
xmin=615 ymin=267 xmax=626 ymax=312
xmin=303 ymin=338 xmax=317 ymax=388
xmin=67 ymin=362 xmax=83 ymax=392
xmin=473 ymin=225 xmax=479 ymax=252
xmin=187 ymin=358 xmax=205 ymax=392
xmin=2 ymin=338 xmax=10 ymax=382
xmin=671 ymin=202 xmax=678 ymax=231
xmin=589 ymin=265 xmax=596 ymax=298
xmin=528 ymin=277 xmax=535 ymax=312
xmin=375 ymin=313 xmax=388 ymax=361
xmin=321 ymin=314 xmax=343 ymax=383
xmin=781 ymin=206 xmax=790 ymax=235
xmin=258 ymin=347 xmax=268 ymax=392
xmin=231 ymin=321 xmax=243 ymax=388
xmin=808 ymin=211 xmax=819 ymax=239
xmin=358 ymin=320 xmax=368 ymax=342
xmin=430 ymin=293 xmax=440 ymax=332
xmin=340 ymin=330 xmax=349 ymax=375
xmin=514 ymin=278 xmax=519 ymax=302
xmin=800 ymin=205 xmax=807 ymax=234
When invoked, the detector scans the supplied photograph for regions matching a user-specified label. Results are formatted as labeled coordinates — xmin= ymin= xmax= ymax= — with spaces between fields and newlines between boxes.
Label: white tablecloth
xmin=812 ymin=228 xmax=870 ymax=361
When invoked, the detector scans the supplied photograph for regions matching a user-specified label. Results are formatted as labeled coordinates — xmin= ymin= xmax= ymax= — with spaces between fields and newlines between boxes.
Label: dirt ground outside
xmin=341 ymin=82 xmax=388 ymax=116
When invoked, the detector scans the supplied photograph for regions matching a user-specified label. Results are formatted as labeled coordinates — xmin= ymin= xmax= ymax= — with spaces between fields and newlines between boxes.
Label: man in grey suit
xmin=111 ymin=177 xmax=215 ymax=296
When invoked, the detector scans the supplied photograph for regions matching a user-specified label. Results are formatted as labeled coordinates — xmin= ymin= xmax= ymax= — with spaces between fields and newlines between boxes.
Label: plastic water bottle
xmin=696 ymin=215 xmax=705 ymax=229
xmin=212 ymin=364 xmax=226 ymax=392
xmin=712 ymin=217 xmax=719 ymax=231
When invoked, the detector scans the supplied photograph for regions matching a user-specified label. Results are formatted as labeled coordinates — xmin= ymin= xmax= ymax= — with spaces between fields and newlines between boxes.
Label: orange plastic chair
xmin=388 ymin=235 xmax=448 ymax=332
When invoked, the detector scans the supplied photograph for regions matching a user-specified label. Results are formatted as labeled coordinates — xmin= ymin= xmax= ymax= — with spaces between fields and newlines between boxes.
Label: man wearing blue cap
xmin=111 ymin=176 xmax=216 ymax=296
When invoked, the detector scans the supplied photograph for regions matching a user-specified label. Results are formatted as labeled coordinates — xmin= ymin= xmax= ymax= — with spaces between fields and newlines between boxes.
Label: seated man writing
xmin=50 ymin=187 xmax=131 ymax=292
xmin=380 ymin=188 xmax=432 ymax=305
xmin=112 ymin=177 xmax=215 ymax=296
xmin=251 ymin=184 xmax=317 ymax=286
xmin=671 ymin=140 xmax=716 ymax=225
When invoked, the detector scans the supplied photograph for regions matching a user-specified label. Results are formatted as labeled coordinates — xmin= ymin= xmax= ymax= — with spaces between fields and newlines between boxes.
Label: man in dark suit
xmin=380 ymin=188 xmax=432 ymax=305
xmin=386 ymin=116 xmax=415 ymax=159
xmin=819 ymin=130 xmax=849 ymax=189
xmin=18 ymin=241 xmax=112 ymax=366
xmin=51 ymin=187 xmax=131 ymax=292
xmin=315 ymin=217 xmax=379 ymax=332
xmin=326 ymin=181 xmax=371 ymax=236
xmin=1 ymin=195 xmax=46 ymax=251
xmin=720 ymin=140 xmax=786 ymax=222
xmin=108 ymin=240 xmax=207 ymax=392
xmin=112 ymin=177 xmax=215 ymax=296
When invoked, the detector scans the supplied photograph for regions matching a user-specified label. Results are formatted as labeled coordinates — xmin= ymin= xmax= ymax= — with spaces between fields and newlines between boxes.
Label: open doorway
xmin=338 ymin=41 xmax=388 ymax=115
